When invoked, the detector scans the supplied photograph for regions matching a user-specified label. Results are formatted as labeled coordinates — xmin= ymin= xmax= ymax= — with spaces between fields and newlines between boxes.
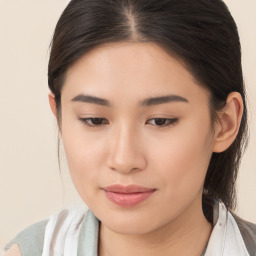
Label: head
xmin=48 ymin=0 xmax=248 ymax=231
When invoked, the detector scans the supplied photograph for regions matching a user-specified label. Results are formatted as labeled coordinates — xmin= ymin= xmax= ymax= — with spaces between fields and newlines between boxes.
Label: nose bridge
xmin=107 ymin=122 xmax=146 ymax=173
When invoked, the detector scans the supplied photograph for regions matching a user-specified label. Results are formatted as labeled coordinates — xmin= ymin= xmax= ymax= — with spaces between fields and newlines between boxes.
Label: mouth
xmin=102 ymin=184 xmax=156 ymax=207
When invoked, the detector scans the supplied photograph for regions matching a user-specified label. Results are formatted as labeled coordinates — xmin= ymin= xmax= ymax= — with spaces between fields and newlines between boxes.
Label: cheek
xmin=152 ymin=117 xmax=213 ymax=197
xmin=61 ymin=120 xmax=105 ymax=199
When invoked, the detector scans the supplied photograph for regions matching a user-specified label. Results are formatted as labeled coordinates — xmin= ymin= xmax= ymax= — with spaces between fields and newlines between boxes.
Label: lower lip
xmin=103 ymin=190 xmax=155 ymax=207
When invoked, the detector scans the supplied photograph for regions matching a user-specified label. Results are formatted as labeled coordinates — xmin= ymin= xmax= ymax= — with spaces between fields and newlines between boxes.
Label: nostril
xmin=106 ymin=136 xmax=147 ymax=173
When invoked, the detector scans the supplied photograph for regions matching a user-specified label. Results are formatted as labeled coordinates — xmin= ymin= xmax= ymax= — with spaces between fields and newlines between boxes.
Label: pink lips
xmin=102 ymin=184 xmax=156 ymax=207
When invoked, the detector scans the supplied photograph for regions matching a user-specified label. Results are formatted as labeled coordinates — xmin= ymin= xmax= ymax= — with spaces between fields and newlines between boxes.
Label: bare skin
xmin=5 ymin=41 xmax=243 ymax=256
xmin=4 ymin=244 xmax=21 ymax=256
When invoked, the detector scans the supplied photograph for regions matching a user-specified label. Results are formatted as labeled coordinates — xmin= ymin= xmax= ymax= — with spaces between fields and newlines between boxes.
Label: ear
xmin=48 ymin=93 xmax=57 ymax=117
xmin=212 ymin=92 xmax=244 ymax=153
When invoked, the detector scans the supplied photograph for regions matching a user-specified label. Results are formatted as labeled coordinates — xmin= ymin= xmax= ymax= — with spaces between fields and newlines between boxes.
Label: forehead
xmin=62 ymin=42 xmax=210 ymax=105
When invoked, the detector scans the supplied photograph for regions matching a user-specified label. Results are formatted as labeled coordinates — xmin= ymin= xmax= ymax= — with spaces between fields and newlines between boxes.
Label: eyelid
xmin=78 ymin=117 xmax=108 ymax=127
xmin=78 ymin=117 xmax=179 ymax=128
xmin=146 ymin=117 xmax=179 ymax=127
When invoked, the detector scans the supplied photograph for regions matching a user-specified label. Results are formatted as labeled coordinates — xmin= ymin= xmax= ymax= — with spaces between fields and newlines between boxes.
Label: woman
xmin=4 ymin=0 xmax=256 ymax=255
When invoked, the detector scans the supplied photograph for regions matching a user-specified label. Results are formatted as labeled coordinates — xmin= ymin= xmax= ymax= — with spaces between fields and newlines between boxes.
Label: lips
xmin=102 ymin=184 xmax=156 ymax=207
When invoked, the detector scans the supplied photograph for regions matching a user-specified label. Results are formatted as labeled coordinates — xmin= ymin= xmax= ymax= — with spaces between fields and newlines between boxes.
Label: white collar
xmin=204 ymin=200 xmax=250 ymax=255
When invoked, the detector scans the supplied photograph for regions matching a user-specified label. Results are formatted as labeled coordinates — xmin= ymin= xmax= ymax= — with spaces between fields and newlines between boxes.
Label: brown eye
xmin=147 ymin=118 xmax=178 ymax=127
xmin=79 ymin=117 xmax=108 ymax=127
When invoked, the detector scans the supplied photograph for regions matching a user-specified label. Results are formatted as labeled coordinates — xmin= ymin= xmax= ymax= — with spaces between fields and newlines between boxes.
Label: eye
xmin=146 ymin=118 xmax=178 ymax=127
xmin=78 ymin=117 xmax=178 ymax=128
xmin=79 ymin=117 xmax=108 ymax=127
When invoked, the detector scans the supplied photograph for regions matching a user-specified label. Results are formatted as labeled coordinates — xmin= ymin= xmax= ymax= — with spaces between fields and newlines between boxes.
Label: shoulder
xmin=232 ymin=213 xmax=256 ymax=237
xmin=231 ymin=212 xmax=256 ymax=254
xmin=4 ymin=208 xmax=97 ymax=256
xmin=4 ymin=219 xmax=48 ymax=256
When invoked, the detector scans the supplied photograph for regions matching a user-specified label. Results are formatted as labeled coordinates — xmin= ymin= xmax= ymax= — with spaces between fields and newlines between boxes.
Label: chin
xmin=99 ymin=209 xmax=166 ymax=235
xmin=105 ymin=221 xmax=154 ymax=235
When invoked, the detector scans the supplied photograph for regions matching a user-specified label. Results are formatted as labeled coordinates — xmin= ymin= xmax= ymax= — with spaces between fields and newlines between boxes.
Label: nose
xmin=106 ymin=124 xmax=147 ymax=174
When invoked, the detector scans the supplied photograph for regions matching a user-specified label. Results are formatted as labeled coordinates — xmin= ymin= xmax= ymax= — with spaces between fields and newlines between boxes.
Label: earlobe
xmin=212 ymin=92 xmax=244 ymax=153
xmin=48 ymin=93 xmax=57 ymax=117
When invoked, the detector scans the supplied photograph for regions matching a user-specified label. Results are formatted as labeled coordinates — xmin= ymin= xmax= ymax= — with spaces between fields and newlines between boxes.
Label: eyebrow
xmin=71 ymin=94 xmax=189 ymax=107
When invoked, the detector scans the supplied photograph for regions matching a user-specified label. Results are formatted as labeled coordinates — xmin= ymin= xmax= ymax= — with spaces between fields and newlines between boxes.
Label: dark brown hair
xmin=48 ymin=0 xmax=248 ymax=212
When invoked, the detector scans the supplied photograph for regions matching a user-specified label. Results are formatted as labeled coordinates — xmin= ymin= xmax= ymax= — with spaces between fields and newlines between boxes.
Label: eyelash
xmin=78 ymin=117 xmax=178 ymax=128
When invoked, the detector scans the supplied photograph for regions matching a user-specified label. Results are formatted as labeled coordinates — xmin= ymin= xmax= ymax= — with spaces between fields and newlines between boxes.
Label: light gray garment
xmin=5 ymin=219 xmax=48 ymax=255
xmin=5 ymin=200 xmax=256 ymax=255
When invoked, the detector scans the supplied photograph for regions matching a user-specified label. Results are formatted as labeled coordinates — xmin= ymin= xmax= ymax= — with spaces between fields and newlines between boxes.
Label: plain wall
xmin=0 ymin=0 xmax=255 ymax=249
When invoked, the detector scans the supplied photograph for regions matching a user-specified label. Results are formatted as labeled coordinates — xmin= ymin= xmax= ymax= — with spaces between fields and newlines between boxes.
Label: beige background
xmin=0 ymin=0 xmax=255 ymax=249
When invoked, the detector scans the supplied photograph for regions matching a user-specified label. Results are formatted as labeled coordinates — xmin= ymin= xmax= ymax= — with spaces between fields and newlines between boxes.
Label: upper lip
xmin=102 ymin=184 xmax=156 ymax=194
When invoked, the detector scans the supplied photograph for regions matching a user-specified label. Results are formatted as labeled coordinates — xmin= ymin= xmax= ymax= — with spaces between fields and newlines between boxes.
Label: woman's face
xmin=60 ymin=42 xmax=216 ymax=234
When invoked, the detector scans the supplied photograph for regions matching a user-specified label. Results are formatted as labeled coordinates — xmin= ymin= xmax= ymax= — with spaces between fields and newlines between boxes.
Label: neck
xmin=98 ymin=196 xmax=212 ymax=256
